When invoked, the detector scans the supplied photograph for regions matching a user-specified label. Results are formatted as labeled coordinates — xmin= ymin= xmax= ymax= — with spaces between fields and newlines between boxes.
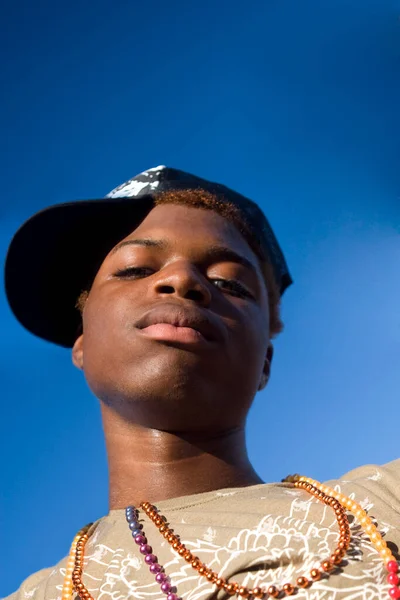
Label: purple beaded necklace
xmin=126 ymin=506 xmax=179 ymax=600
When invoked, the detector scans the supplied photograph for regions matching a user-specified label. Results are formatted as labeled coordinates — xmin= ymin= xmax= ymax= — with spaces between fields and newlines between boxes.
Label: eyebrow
xmin=110 ymin=238 xmax=258 ymax=276
xmin=110 ymin=238 xmax=166 ymax=255
xmin=204 ymin=245 xmax=258 ymax=276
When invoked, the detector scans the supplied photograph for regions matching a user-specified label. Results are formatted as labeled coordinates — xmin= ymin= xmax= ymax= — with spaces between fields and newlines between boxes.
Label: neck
xmin=101 ymin=404 xmax=263 ymax=510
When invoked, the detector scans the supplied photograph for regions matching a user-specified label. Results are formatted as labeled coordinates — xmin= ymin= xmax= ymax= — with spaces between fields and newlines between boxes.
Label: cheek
xmin=84 ymin=287 xmax=134 ymax=338
xmin=234 ymin=305 xmax=270 ymax=351
xmin=81 ymin=296 xmax=130 ymax=374
xmin=227 ymin=314 xmax=269 ymax=378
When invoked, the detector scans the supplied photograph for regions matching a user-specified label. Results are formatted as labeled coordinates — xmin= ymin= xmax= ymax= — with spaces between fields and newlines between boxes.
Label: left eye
xmin=211 ymin=279 xmax=254 ymax=300
xmin=114 ymin=266 xmax=154 ymax=279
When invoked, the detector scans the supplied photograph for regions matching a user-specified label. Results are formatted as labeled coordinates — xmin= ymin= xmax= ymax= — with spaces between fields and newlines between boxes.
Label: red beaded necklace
xmin=62 ymin=474 xmax=400 ymax=600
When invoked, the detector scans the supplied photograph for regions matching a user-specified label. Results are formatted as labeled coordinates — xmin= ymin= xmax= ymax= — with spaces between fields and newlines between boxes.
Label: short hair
xmin=76 ymin=189 xmax=283 ymax=337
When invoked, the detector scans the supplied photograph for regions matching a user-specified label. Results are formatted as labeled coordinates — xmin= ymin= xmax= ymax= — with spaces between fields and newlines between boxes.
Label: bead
xmin=380 ymin=548 xmax=393 ymax=560
xmin=159 ymin=524 xmax=167 ymax=533
xmin=296 ymin=577 xmax=309 ymax=588
xmin=364 ymin=522 xmax=375 ymax=533
xmin=238 ymin=587 xmax=250 ymax=597
xmin=342 ymin=539 xmax=351 ymax=549
xmin=140 ymin=544 xmax=153 ymax=555
xmin=178 ymin=547 xmax=187 ymax=556
xmin=354 ymin=508 xmax=367 ymax=520
xmin=267 ymin=585 xmax=279 ymax=598
xmin=150 ymin=564 xmax=162 ymax=574
xmin=145 ymin=554 xmax=157 ymax=564
xmin=252 ymin=587 xmax=264 ymax=597
xmin=168 ymin=534 xmax=177 ymax=544
xmin=389 ymin=587 xmax=400 ymax=599
xmin=310 ymin=568 xmax=321 ymax=581
xmin=134 ymin=534 xmax=147 ymax=545
xmin=161 ymin=582 xmax=172 ymax=593
xmin=167 ymin=594 xmax=178 ymax=600
xmin=224 ymin=583 xmax=237 ymax=596
xmin=155 ymin=571 xmax=167 ymax=582
xmin=387 ymin=562 xmax=399 ymax=573
xmin=283 ymin=583 xmax=294 ymax=595
xmin=131 ymin=527 xmax=144 ymax=536
xmin=129 ymin=521 xmax=141 ymax=530
xmin=375 ymin=539 xmax=387 ymax=551
xmin=388 ymin=574 xmax=399 ymax=585
xmin=322 ymin=560 xmax=333 ymax=572
xmin=331 ymin=553 xmax=343 ymax=565
xmin=198 ymin=566 xmax=208 ymax=575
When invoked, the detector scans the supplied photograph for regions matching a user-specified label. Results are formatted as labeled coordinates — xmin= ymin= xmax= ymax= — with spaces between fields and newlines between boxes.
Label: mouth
xmin=134 ymin=304 xmax=224 ymax=346
xmin=138 ymin=322 xmax=208 ymax=344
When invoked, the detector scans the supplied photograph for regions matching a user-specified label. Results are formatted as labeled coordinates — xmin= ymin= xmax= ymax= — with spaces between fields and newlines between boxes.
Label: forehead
xmin=110 ymin=203 xmax=258 ymax=261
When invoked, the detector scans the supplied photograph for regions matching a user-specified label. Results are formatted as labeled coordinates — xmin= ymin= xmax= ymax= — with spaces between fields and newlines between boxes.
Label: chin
xmin=91 ymin=365 xmax=228 ymax=431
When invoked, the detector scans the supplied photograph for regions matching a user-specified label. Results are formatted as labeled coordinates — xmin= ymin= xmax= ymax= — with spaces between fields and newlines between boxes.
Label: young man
xmin=4 ymin=166 xmax=400 ymax=600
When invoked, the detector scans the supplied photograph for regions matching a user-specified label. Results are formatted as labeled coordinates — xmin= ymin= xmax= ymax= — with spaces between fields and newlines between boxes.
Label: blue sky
xmin=1 ymin=0 xmax=399 ymax=596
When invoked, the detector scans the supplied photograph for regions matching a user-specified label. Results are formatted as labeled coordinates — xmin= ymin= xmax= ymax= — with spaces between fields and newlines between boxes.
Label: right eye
xmin=114 ymin=266 xmax=154 ymax=279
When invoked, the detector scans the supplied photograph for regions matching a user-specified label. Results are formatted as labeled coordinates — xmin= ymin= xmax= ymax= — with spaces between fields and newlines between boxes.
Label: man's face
xmin=73 ymin=203 xmax=272 ymax=432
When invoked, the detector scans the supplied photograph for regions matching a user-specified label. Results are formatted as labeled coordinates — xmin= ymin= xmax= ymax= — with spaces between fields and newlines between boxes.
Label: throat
xmin=102 ymin=416 xmax=263 ymax=509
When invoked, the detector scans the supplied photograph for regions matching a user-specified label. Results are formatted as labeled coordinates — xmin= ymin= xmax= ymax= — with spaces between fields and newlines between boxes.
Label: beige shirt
xmin=5 ymin=460 xmax=400 ymax=600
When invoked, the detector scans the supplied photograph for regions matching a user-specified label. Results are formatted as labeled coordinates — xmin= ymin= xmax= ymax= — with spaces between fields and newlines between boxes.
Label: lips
xmin=134 ymin=303 xmax=224 ymax=344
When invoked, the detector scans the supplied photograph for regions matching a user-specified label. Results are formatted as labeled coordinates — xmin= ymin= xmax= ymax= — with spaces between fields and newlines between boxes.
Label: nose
xmin=152 ymin=261 xmax=212 ymax=306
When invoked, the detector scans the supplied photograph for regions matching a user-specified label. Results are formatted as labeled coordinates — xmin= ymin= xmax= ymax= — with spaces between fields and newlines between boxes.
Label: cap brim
xmin=4 ymin=196 xmax=154 ymax=348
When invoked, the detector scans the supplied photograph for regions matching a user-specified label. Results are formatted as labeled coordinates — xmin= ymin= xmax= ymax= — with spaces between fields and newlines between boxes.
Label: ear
xmin=72 ymin=334 xmax=84 ymax=370
xmin=258 ymin=343 xmax=273 ymax=391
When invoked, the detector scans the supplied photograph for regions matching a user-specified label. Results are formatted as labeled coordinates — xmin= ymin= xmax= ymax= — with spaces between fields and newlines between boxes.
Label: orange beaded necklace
xmin=62 ymin=474 xmax=400 ymax=600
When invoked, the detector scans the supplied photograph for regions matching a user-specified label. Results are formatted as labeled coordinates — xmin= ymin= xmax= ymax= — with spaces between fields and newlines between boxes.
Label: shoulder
xmin=335 ymin=458 xmax=400 ymax=490
xmin=2 ymin=521 xmax=102 ymax=600
xmin=2 ymin=560 xmax=66 ymax=600
xmin=325 ymin=458 xmax=400 ymax=515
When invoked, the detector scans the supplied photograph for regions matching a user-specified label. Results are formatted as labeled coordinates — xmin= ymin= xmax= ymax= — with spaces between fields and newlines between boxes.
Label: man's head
xmin=5 ymin=166 xmax=292 ymax=435
xmin=72 ymin=189 xmax=281 ymax=433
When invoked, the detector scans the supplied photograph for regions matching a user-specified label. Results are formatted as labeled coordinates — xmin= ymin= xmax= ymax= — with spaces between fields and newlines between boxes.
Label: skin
xmin=72 ymin=204 xmax=273 ymax=508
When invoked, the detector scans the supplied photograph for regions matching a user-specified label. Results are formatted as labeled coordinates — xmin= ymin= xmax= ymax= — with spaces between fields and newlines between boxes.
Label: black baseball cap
xmin=4 ymin=166 xmax=293 ymax=348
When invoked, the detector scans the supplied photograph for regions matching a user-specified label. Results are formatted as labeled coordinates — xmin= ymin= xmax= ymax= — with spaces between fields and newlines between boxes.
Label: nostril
xmin=158 ymin=285 xmax=175 ymax=294
xmin=186 ymin=289 xmax=205 ymax=302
